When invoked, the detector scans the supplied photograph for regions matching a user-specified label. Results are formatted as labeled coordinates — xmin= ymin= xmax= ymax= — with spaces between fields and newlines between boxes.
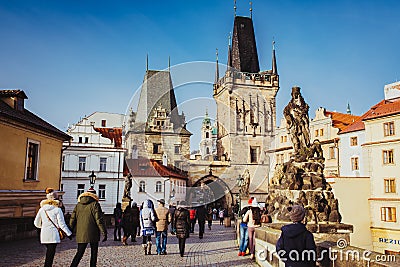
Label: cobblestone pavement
xmin=0 ymin=223 xmax=258 ymax=267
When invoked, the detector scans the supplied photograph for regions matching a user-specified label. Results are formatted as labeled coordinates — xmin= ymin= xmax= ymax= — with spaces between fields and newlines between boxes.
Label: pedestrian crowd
xmin=34 ymin=186 xmax=317 ymax=267
xmin=33 ymin=187 xmax=230 ymax=266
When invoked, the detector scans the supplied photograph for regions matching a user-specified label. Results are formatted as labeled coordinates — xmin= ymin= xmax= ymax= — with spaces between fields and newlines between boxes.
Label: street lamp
xmin=89 ymin=170 xmax=96 ymax=189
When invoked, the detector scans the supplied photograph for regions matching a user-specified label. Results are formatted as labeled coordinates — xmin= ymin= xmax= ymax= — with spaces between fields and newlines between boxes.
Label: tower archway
xmin=188 ymin=171 xmax=234 ymax=212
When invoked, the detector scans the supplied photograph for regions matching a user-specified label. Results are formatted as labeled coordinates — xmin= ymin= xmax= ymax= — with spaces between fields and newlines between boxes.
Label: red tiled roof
xmin=340 ymin=98 xmax=400 ymax=134
xmin=363 ymin=98 xmax=400 ymax=120
xmin=324 ymin=110 xmax=360 ymax=131
xmin=93 ymin=127 xmax=122 ymax=148
xmin=125 ymin=159 xmax=188 ymax=179
xmin=339 ymin=119 xmax=365 ymax=134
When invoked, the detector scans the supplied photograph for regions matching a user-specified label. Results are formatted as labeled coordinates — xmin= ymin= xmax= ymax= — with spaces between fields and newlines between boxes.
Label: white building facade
xmin=364 ymin=82 xmax=400 ymax=254
xmin=126 ymin=159 xmax=187 ymax=207
xmin=199 ymin=111 xmax=217 ymax=160
xmin=61 ymin=112 xmax=125 ymax=214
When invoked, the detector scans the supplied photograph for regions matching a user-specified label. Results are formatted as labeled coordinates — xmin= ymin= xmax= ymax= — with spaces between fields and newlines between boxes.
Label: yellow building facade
xmin=0 ymin=90 xmax=70 ymax=240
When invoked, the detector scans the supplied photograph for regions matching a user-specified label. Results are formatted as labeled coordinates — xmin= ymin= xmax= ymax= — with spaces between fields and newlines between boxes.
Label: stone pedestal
xmin=121 ymin=197 xmax=131 ymax=211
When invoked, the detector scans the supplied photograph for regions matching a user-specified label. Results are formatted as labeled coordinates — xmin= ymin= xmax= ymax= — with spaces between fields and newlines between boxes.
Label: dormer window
xmin=14 ymin=98 xmax=24 ymax=111
xmin=101 ymin=120 xmax=106 ymax=127
xmin=0 ymin=90 xmax=27 ymax=111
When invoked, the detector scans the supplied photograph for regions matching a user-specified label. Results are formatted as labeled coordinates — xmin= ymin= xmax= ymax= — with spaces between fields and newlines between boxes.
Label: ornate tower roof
xmin=135 ymin=70 xmax=184 ymax=131
xmin=231 ymin=16 xmax=260 ymax=73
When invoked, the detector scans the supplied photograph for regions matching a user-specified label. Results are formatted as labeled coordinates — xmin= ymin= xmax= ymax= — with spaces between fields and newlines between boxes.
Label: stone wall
xmin=235 ymin=220 xmax=398 ymax=267
xmin=0 ymin=217 xmax=38 ymax=242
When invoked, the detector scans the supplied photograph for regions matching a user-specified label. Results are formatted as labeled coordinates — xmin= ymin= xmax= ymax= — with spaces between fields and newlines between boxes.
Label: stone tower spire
xmin=272 ymin=40 xmax=278 ymax=75
xmin=231 ymin=16 xmax=260 ymax=73
xmin=215 ymin=48 xmax=219 ymax=84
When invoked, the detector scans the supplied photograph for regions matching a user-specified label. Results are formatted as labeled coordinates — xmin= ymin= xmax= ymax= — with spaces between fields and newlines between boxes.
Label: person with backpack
xmin=140 ymin=199 xmax=157 ymax=255
xmin=276 ymin=205 xmax=316 ymax=267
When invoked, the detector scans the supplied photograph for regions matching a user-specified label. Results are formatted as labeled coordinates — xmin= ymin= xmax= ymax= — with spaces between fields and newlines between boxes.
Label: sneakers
xmin=238 ymin=252 xmax=245 ymax=256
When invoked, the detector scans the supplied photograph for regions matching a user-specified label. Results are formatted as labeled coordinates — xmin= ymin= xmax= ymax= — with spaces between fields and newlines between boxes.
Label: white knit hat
xmin=251 ymin=198 xmax=259 ymax=207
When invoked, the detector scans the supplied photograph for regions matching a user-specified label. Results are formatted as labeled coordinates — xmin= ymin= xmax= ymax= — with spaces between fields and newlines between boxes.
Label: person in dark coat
xmin=131 ymin=202 xmax=140 ymax=242
xmin=174 ymin=201 xmax=190 ymax=257
xmin=276 ymin=205 xmax=316 ymax=267
xmin=121 ymin=204 xmax=134 ymax=245
xmin=69 ymin=188 xmax=107 ymax=267
xmin=113 ymin=202 xmax=123 ymax=241
xmin=196 ymin=205 xmax=207 ymax=239
xmin=206 ymin=207 xmax=213 ymax=230
xmin=169 ymin=203 xmax=176 ymax=234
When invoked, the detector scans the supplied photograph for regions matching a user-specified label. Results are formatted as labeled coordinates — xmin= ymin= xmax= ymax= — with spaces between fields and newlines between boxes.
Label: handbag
xmin=142 ymin=227 xmax=155 ymax=236
xmin=261 ymin=214 xmax=271 ymax=223
xmin=44 ymin=210 xmax=67 ymax=240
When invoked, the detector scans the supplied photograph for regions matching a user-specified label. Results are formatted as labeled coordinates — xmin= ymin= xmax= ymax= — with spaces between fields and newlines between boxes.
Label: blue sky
xmin=1 ymin=0 xmax=399 ymax=149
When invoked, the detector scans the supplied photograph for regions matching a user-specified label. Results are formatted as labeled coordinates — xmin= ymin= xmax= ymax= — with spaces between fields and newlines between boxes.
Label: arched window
xmin=206 ymin=132 xmax=210 ymax=138
xmin=156 ymin=181 xmax=162 ymax=193
xmin=206 ymin=147 xmax=210 ymax=154
xmin=132 ymin=145 xmax=138 ymax=159
xmin=139 ymin=181 xmax=146 ymax=192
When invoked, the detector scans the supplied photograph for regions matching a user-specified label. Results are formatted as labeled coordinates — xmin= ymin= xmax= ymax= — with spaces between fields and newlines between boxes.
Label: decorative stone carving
xmin=283 ymin=86 xmax=311 ymax=161
xmin=239 ymin=169 xmax=250 ymax=198
xmin=123 ymin=174 xmax=132 ymax=201
xmin=267 ymin=86 xmax=341 ymax=224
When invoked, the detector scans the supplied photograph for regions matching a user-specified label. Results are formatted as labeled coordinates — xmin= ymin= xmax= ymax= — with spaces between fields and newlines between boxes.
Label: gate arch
xmin=188 ymin=171 xmax=234 ymax=210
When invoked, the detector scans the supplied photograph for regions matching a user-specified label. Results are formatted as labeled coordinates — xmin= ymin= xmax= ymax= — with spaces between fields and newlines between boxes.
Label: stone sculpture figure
xmin=123 ymin=174 xmax=133 ymax=200
xmin=283 ymin=87 xmax=311 ymax=161
xmin=239 ymin=169 xmax=250 ymax=198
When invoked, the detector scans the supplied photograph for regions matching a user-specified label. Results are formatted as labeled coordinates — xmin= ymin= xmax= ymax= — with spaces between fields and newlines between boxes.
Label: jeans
xmin=239 ymin=223 xmax=249 ymax=253
xmin=70 ymin=242 xmax=99 ymax=267
xmin=155 ymin=230 xmax=168 ymax=253
xmin=44 ymin=243 xmax=57 ymax=267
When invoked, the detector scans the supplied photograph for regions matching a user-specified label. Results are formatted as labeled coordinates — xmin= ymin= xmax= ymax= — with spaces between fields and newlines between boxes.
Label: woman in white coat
xmin=34 ymin=191 xmax=72 ymax=267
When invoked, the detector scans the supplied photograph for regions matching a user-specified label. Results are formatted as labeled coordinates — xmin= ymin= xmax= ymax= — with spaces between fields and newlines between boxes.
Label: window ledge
xmin=23 ymin=179 xmax=40 ymax=183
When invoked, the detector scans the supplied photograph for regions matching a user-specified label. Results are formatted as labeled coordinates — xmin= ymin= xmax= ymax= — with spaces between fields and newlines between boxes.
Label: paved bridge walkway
xmin=0 ymin=223 xmax=258 ymax=267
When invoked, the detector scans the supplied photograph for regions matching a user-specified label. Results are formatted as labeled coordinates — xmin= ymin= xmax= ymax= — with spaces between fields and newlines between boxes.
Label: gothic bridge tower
xmin=213 ymin=13 xmax=279 ymax=194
